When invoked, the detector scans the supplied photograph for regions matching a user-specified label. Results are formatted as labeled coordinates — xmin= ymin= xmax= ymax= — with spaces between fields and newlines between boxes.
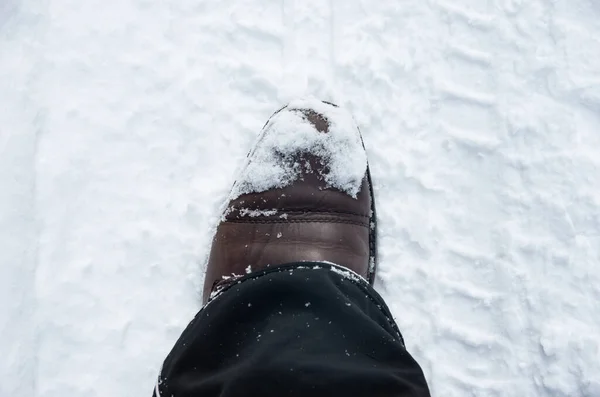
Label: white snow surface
xmin=230 ymin=97 xmax=367 ymax=199
xmin=328 ymin=264 xmax=364 ymax=284
xmin=238 ymin=208 xmax=278 ymax=218
xmin=1 ymin=1 xmax=600 ymax=397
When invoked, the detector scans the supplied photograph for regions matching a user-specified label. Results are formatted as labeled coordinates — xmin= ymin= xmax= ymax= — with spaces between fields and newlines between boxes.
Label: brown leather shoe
xmin=203 ymin=99 xmax=377 ymax=303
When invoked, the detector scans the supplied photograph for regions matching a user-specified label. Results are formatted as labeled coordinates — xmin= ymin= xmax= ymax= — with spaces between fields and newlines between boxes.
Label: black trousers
xmin=154 ymin=262 xmax=431 ymax=397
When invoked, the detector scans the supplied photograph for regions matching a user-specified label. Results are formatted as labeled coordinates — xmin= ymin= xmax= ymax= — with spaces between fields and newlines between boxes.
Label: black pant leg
xmin=154 ymin=262 xmax=430 ymax=397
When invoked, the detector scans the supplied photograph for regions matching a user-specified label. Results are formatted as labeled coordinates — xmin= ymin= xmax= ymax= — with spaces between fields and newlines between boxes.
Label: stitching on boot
xmin=223 ymin=219 xmax=369 ymax=227
xmin=269 ymin=209 xmax=370 ymax=217
xmin=226 ymin=209 xmax=369 ymax=218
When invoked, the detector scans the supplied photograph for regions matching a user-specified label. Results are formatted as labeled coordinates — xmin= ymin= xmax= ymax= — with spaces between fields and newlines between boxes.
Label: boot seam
xmin=223 ymin=218 xmax=369 ymax=227
xmin=226 ymin=209 xmax=370 ymax=218
xmin=269 ymin=209 xmax=369 ymax=217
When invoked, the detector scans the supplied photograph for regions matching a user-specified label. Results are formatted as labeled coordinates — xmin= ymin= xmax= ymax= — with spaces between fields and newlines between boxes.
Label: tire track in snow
xmin=429 ymin=0 xmax=521 ymax=394
xmin=496 ymin=0 xmax=600 ymax=394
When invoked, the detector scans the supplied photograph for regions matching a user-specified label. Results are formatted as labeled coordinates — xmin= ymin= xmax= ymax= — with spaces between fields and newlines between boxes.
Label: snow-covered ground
xmin=2 ymin=0 xmax=600 ymax=396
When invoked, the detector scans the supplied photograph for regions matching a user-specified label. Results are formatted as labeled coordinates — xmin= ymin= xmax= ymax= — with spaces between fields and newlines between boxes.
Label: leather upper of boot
xmin=203 ymin=100 xmax=373 ymax=303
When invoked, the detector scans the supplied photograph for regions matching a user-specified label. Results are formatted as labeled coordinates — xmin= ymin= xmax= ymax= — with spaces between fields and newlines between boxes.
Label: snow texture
xmin=230 ymin=97 xmax=367 ymax=199
xmin=329 ymin=265 xmax=364 ymax=284
xmin=1 ymin=0 xmax=600 ymax=396
xmin=238 ymin=208 xmax=278 ymax=218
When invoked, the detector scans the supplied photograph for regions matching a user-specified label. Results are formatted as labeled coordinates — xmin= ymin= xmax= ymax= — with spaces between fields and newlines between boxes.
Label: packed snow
xmin=237 ymin=208 xmax=278 ymax=218
xmin=329 ymin=264 xmax=365 ymax=283
xmin=230 ymin=97 xmax=367 ymax=199
xmin=2 ymin=0 xmax=600 ymax=397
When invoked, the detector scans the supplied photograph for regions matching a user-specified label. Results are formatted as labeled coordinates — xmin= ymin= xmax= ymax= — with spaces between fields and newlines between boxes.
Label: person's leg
xmin=153 ymin=100 xmax=431 ymax=396
xmin=154 ymin=262 xmax=430 ymax=397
